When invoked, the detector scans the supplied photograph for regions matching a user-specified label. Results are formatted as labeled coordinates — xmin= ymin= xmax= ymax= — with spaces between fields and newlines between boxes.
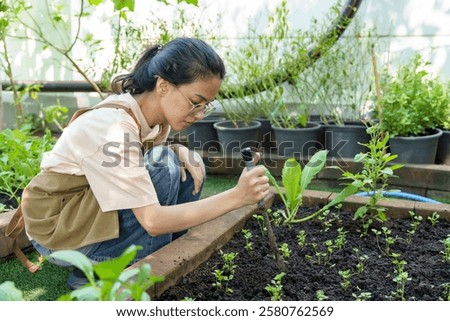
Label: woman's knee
xmin=145 ymin=146 xmax=181 ymax=180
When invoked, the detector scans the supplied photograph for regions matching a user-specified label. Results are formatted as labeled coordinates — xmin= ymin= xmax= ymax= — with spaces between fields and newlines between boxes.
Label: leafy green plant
xmin=266 ymin=150 xmax=357 ymax=224
xmin=49 ymin=245 xmax=163 ymax=301
xmin=331 ymin=124 xmax=403 ymax=234
xmin=0 ymin=126 xmax=54 ymax=205
xmin=378 ymin=53 xmax=449 ymax=137
xmin=265 ymin=272 xmax=286 ymax=301
xmin=269 ymin=100 xmax=309 ymax=129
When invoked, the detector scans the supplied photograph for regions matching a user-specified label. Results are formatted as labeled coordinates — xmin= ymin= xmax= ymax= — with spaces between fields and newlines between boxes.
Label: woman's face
xmin=162 ymin=77 xmax=222 ymax=131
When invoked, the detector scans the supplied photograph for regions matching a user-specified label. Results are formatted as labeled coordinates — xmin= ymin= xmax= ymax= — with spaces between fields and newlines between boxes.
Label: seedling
xmin=297 ymin=230 xmax=307 ymax=247
xmin=382 ymin=227 xmax=397 ymax=254
xmin=352 ymin=292 xmax=372 ymax=301
xmin=265 ymin=272 xmax=286 ymax=301
xmin=352 ymin=248 xmax=369 ymax=274
xmin=253 ymin=214 xmax=266 ymax=235
xmin=440 ymin=234 xmax=450 ymax=263
xmin=440 ymin=283 xmax=450 ymax=301
xmin=392 ymin=271 xmax=411 ymax=301
xmin=406 ymin=211 xmax=423 ymax=243
xmin=427 ymin=212 xmax=440 ymax=226
xmin=241 ymin=229 xmax=254 ymax=251
xmin=315 ymin=289 xmax=328 ymax=301
xmin=212 ymin=250 xmax=238 ymax=294
xmin=270 ymin=208 xmax=285 ymax=226
xmin=334 ymin=227 xmax=348 ymax=249
xmin=338 ymin=269 xmax=351 ymax=291
xmin=279 ymin=243 xmax=291 ymax=259
xmin=307 ymin=241 xmax=334 ymax=266
xmin=372 ymin=227 xmax=396 ymax=256
xmin=390 ymin=252 xmax=410 ymax=300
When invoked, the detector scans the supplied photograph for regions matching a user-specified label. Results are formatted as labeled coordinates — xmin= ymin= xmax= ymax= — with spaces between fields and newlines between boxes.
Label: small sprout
xmin=352 ymin=292 xmax=372 ymax=301
xmin=265 ymin=272 xmax=286 ymax=301
xmin=406 ymin=211 xmax=423 ymax=242
xmin=212 ymin=250 xmax=238 ymax=294
xmin=279 ymin=243 xmax=291 ymax=259
xmin=335 ymin=227 xmax=348 ymax=249
xmin=338 ymin=269 xmax=351 ymax=291
xmin=427 ymin=212 xmax=440 ymax=226
xmin=440 ymin=235 xmax=450 ymax=263
xmin=297 ymin=230 xmax=307 ymax=247
xmin=315 ymin=289 xmax=328 ymax=301
xmin=241 ymin=228 xmax=253 ymax=251
xmin=440 ymin=283 xmax=450 ymax=301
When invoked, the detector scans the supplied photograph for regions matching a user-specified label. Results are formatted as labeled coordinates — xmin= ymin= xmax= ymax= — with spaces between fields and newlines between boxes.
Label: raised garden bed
xmin=128 ymin=190 xmax=450 ymax=300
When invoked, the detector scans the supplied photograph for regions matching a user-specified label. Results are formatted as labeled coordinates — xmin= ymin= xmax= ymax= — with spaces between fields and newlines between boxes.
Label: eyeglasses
xmin=174 ymin=86 xmax=216 ymax=117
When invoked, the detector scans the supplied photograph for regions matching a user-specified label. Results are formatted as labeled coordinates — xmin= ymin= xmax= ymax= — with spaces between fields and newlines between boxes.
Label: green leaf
xmin=48 ymin=251 xmax=95 ymax=283
xmin=0 ymin=281 xmax=24 ymax=301
xmin=113 ymin=0 xmax=135 ymax=11
xmin=179 ymin=0 xmax=198 ymax=5
xmin=94 ymin=245 xmax=141 ymax=281
xmin=282 ymin=158 xmax=301 ymax=211
xmin=300 ymin=150 xmax=327 ymax=192
xmin=88 ymin=0 xmax=104 ymax=5
xmin=354 ymin=153 xmax=367 ymax=163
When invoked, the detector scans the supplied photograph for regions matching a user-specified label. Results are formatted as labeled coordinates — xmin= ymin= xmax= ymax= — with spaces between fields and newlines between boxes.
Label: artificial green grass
xmin=0 ymin=251 xmax=71 ymax=300
xmin=0 ymin=174 xmax=238 ymax=301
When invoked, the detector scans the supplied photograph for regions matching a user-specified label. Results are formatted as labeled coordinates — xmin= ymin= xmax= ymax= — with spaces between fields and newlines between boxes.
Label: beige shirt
xmin=40 ymin=93 xmax=170 ymax=212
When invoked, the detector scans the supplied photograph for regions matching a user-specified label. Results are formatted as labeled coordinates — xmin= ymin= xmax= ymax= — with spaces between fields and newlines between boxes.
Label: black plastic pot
xmin=390 ymin=129 xmax=443 ymax=164
xmin=436 ymin=129 xmax=450 ymax=165
xmin=271 ymin=122 xmax=322 ymax=158
xmin=186 ymin=116 xmax=225 ymax=151
xmin=324 ymin=122 xmax=370 ymax=159
xmin=213 ymin=120 xmax=261 ymax=154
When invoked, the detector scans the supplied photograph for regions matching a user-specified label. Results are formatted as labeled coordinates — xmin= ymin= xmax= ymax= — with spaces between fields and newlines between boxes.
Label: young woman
xmin=20 ymin=37 xmax=270 ymax=289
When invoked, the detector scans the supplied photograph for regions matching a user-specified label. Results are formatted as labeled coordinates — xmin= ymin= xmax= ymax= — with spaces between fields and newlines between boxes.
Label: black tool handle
xmin=241 ymin=148 xmax=265 ymax=208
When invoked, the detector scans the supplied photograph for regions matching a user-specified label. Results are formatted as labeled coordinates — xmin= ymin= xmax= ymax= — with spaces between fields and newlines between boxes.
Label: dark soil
xmin=159 ymin=200 xmax=450 ymax=301
xmin=0 ymin=192 xmax=19 ymax=210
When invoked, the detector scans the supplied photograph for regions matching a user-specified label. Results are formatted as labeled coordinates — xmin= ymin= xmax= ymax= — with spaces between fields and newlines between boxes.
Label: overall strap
xmin=4 ymin=207 xmax=40 ymax=273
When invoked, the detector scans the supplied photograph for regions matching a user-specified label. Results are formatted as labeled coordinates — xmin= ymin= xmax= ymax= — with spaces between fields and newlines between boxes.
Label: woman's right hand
xmin=234 ymin=165 xmax=270 ymax=206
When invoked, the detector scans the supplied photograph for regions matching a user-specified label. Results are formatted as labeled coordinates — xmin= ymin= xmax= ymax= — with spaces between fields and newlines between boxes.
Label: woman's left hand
xmin=170 ymin=144 xmax=204 ymax=195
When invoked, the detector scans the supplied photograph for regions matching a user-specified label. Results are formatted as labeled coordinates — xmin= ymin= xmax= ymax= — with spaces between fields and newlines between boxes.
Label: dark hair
xmin=111 ymin=37 xmax=226 ymax=94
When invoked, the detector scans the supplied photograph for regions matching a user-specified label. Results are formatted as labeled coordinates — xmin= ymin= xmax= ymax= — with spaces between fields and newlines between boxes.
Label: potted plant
xmin=269 ymin=100 xmax=322 ymax=159
xmin=377 ymin=54 xmax=449 ymax=164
